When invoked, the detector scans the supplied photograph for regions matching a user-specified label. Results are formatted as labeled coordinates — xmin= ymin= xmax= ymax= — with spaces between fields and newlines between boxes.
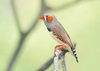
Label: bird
xmin=40 ymin=13 xmax=78 ymax=62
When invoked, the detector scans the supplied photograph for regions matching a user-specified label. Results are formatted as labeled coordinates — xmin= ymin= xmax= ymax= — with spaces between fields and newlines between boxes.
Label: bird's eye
xmin=46 ymin=16 xmax=48 ymax=18
xmin=44 ymin=16 xmax=48 ymax=20
xmin=45 ymin=16 xmax=48 ymax=20
xmin=46 ymin=16 xmax=53 ymax=23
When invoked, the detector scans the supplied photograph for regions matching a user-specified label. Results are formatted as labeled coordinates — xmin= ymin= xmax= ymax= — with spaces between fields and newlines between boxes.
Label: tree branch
xmin=6 ymin=34 xmax=27 ymax=71
xmin=48 ymin=0 xmax=80 ymax=11
xmin=26 ymin=0 xmax=50 ymax=34
xmin=11 ymin=0 xmax=22 ymax=34
xmin=54 ymin=50 xmax=61 ymax=71
xmin=38 ymin=42 xmax=76 ymax=71
xmin=60 ymin=53 xmax=67 ymax=71
xmin=37 ymin=57 xmax=53 ymax=71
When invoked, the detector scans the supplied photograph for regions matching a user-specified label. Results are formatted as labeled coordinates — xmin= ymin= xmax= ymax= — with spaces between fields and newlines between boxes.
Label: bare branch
xmin=54 ymin=50 xmax=61 ymax=71
xmin=11 ymin=0 xmax=22 ymax=34
xmin=61 ymin=54 xmax=67 ymax=71
xmin=48 ymin=0 xmax=98 ymax=11
xmin=6 ymin=34 xmax=27 ymax=71
xmin=54 ymin=45 xmax=67 ymax=71
xmin=37 ymin=57 xmax=53 ymax=71
xmin=26 ymin=0 xmax=50 ymax=34
xmin=48 ymin=0 xmax=80 ymax=11
xmin=38 ymin=43 xmax=76 ymax=71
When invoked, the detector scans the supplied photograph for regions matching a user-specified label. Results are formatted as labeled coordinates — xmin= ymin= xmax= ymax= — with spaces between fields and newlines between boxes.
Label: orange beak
xmin=40 ymin=15 xmax=44 ymax=20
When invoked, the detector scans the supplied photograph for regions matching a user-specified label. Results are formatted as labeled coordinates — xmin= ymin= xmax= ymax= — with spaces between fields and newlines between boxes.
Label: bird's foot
xmin=54 ymin=45 xmax=65 ymax=53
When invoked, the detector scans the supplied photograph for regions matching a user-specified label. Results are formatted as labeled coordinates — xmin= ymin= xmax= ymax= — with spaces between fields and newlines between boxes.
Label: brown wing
xmin=51 ymin=22 xmax=73 ymax=48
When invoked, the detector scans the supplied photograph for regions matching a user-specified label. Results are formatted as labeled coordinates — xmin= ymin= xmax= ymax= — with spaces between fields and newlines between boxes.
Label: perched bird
xmin=40 ymin=13 xmax=78 ymax=62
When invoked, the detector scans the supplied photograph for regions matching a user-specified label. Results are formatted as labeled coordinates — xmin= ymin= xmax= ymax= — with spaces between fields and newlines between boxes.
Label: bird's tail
xmin=65 ymin=43 xmax=78 ymax=62
xmin=71 ymin=47 xmax=78 ymax=63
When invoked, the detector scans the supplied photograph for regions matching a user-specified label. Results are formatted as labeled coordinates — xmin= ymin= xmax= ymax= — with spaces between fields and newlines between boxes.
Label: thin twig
xmin=48 ymin=0 xmax=80 ymax=11
xmin=26 ymin=0 xmax=50 ymax=34
xmin=11 ymin=0 xmax=22 ymax=34
xmin=37 ymin=57 xmax=53 ymax=71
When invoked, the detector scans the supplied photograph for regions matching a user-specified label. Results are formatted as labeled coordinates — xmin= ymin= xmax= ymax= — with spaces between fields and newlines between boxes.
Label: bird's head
xmin=40 ymin=13 xmax=57 ymax=29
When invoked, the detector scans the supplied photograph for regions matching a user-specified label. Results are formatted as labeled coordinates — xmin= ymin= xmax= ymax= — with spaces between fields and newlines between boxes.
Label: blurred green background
xmin=0 ymin=0 xmax=100 ymax=71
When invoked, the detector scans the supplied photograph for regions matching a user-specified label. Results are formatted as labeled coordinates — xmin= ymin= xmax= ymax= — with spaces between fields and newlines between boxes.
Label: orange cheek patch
xmin=47 ymin=16 xmax=53 ymax=23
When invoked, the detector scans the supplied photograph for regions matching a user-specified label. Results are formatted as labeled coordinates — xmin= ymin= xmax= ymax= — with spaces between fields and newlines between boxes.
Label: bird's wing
xmin=51 ymin=23 xmax=73 ymax=48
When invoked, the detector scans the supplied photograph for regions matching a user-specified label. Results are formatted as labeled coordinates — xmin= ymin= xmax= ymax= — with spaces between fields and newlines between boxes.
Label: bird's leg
xmin=54 ymin=45 xmax=65 ymax=53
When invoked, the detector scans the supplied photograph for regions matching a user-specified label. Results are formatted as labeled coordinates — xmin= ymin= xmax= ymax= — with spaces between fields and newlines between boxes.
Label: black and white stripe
xmin=71 ymin=47 xmax=78 ymax=62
